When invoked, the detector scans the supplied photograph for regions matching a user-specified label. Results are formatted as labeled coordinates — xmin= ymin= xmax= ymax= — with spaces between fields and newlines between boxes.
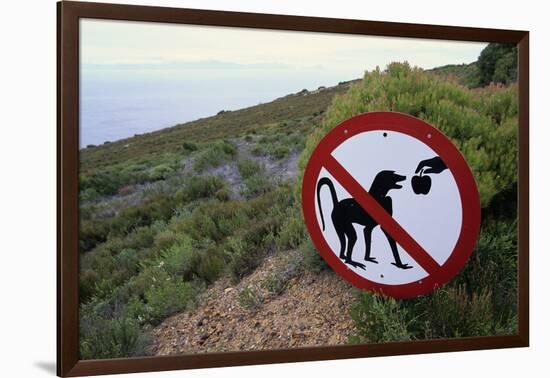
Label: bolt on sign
xmin=301 ymin=112 xmax=481 ymax=298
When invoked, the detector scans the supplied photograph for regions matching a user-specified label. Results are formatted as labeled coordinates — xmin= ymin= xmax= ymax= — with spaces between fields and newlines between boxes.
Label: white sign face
xmin=314 ymin=130 xmax=462 ymax=285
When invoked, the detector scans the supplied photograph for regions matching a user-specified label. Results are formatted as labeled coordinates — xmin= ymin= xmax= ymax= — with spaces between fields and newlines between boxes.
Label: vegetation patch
xmin=193 ymin=141 xmax=237 ymax=171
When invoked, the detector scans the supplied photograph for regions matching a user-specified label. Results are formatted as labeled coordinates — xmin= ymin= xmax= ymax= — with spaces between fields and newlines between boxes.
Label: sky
xmin=79 ymin=19 xmax=487 ymax=147
xmin=81 ymin=19 xmax=486 ymax=74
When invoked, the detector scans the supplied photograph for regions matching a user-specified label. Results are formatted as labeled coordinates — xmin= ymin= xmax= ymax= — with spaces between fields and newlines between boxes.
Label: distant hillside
xmin=80 ymin=82 xmax=355 ymax=173
xmin=81 ymin=42 xmax=517 ymax=174
xmin=427 ymin=62 xmax=479 ymax=87
xmin=428 ymin=42 xmax=517 ymax=88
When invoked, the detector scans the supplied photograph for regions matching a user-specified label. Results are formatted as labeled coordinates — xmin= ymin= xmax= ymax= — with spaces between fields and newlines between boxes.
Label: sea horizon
xmin=79 ymin=67 xmax=361 ymax=149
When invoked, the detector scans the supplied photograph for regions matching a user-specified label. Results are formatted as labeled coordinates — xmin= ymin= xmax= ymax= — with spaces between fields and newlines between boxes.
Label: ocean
xmin=79 ymin=67 xmax=354 ymax=148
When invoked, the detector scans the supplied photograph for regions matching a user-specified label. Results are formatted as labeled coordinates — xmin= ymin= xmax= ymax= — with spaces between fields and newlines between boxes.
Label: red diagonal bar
xmin=323 ymin=154 xmax=441 ymax=275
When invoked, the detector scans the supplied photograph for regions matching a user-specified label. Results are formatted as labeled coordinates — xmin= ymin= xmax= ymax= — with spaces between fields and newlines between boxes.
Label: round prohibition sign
xmin=302 ymin=112 xmax=481 ymax=298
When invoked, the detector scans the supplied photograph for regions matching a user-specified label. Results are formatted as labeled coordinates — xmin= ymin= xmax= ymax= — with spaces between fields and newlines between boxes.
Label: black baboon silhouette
xmin=316 ymin=171 xmax=412 ymax=270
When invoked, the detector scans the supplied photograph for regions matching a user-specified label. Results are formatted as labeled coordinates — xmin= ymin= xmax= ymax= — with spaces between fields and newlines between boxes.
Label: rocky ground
xmin=206 ymin=138 xmax=299 ymax=199
xmin=151 ymin=253 xmax=357 ymax=355
xmin=92 ymin=136 xmax=299 ymax=216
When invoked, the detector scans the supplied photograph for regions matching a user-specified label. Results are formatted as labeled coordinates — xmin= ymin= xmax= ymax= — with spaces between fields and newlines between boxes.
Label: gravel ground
xmin=151 ymin=254 xmax=356 ymax=355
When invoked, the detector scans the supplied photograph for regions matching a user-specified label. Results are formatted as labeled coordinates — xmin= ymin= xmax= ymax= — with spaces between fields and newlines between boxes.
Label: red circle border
xmin=301 ymin=112 xmax=481 ymax=298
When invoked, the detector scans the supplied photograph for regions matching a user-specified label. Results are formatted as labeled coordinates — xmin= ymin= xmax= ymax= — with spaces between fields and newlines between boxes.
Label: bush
xmin=80 ymin=172 xmax=120 ymax=198
xmin=453 ymin=219 xmax=518 ymax=320
xmin=477 ymin=43 xmax=517 ymax=86
xmin=326 ymin=65 xmax=520 ymax=340
xmin=108 ymin=193 xmax=184 ymax=236
xmin=262 ymin=254 xmax=302 ymax=296
xmin=149 ymin=164 xmax=175 ymax=181
xmin=349 ymin=218 xmax=518 ymax=342
xmin=237 ymin=158 xmax=262 ymax=178
xmin=193 ymin=141 xmax=237 ymax=171
xmin=276 ymin=207 xmax=307 ymax=251
xmin=412 ymin=285 xmax=494 ymax=338
xmin=225 ymin=236 xmax=255 ymax=280
xmin=250 ymin=132 xmax=302 ymax=160
xmin=144 ymin=279 xmax=198 ymax=325
xmin=79 ymin=218 xmax=111 ymax=252
xmin=225 ymin=218 xmax=279 ymax=280
xmin=182 ymin=141 xmax=198 ymax=153
xmin=272 ymin=145 xmax=290 ymax=159
xmin=299 ymin=238 xmax=328 ymax=273
xmin=238 ymin=286 xmax=263 ymax=310
xmin=349 ymin=294 xmax=411 ymax=343
xmin=153 ymin=229 xmax=184 ymax=254
xmin=118 ymin=185 xmax=135 ymax=196
xmin=176 ymin=175 xmax=225 ymax=202
xmin=80 ymin=306 xmax=149 ymax=359
xmin=215 ymin=188 xmax=231 ymax=201
xmin=241 ymin=174 xmax=273 ymax=199
xmin=161 ymin=238 xmax=224 ymax=284
xmin=179 ymin=200 xmax=248 ymax=243
xmin=297 ymin=62 xmax=517 ymax=208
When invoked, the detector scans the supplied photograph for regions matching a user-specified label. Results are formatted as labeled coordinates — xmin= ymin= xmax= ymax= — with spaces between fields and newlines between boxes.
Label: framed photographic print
xmin=57 ymin=1 xmax=529 ymax=376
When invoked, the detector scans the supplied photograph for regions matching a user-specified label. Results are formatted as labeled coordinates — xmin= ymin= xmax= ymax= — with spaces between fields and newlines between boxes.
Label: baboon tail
xmin=316 ymin=177 xmax=338 ymax=231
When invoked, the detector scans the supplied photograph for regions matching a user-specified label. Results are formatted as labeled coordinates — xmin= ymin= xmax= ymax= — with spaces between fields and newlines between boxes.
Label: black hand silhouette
xmin=415 ymin=156 xmax=447 ymax=174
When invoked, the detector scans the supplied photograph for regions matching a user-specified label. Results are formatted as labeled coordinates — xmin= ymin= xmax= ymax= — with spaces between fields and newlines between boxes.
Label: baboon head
xmin=369 ymin=170 xmax=407 ymax=196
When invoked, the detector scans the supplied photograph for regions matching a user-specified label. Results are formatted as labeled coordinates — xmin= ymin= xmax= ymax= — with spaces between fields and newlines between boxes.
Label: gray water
xmin=80 ymin=67 xmax=353 ymax=148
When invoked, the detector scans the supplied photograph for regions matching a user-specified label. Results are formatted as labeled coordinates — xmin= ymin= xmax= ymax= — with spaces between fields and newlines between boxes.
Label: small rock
xmin=224 ymin=287 xmax=234 ymax=294
xmin=199 ymin=332 xmax=210 ymax=342
xmin=196 ymin=316 xmax=209 ymax=327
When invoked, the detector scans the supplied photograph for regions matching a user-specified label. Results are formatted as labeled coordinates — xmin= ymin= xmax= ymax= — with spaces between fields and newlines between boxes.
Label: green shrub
xmin=176 ymin=175 xmax=225 ymax=202
xmin=153 ymin=229 xmax=184 ymax=254
xmin=411 ymin=285 xmax=494 ymax=338
xmin=241 ymin=174 xmax=273 ymax=199
xmin=296 ymin=63 xmax=517 ymax=208
xmin=453 ymin=219 xmax=518 ymax=320
xmin=276 ymin=207 xmax=307 ymax=251
xmin=178 ymin=200 xmax=248 ymax=243
xmin=79 ymin=226 xmax=160 ymax=302
xmin=80 ymin=306 xmax=149 ymax=359
xmin=299 ymin=238 xmax=328 ymax=273
xmin=272 ymin=145 xmax=290 ymax=159
xmin=80 ymin=187 xmax=100 ymax=202
xmin=238 ymin=286 xmax=263 ymax=310
xmin=349 ymin=294 xmax=411 ymax=343
xmin=477 ymin=43 xmax=517 ymax=86
xmin=109 ymin=193 xmax=182 ymax=236
xmin=215 ymin=188 xmax=231 ymax=201
xmin=349 ymin=218 xmax=518 ymax=342
xmin=250 ymin=132 xmax=302 ymax=159
xmin=182 ymin=141 xmax=198 ymax=153
xmin=148 ymin=163 xmax=175 ymax=181
xmin=144 ymin=279 xmax=198 ymax=325
xmin=79 ymin=218 xmax=111 ymax=252
xmin=237 ymin=158 xmax=262 ymax=178
xmin=225 ymin=236 xmax=255 ymax=280
xmin=225 ymin=217 xmax=279 ymax=280
xmin=80 ymin=172 xmax=120 ymax=198
xmin=262 ymin=254 xmax=302 ymax=296
xmin=193 ymin=141 xmax=237 ymax=171
xmin=160 ymin=238 xmax=224 ymax=284
xmin=80 ymin=160 xmax=157 ymax=201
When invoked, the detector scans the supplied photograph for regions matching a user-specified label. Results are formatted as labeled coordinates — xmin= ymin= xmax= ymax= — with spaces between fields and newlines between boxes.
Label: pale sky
xmin=80 ymin=19 xmax=486 ymax=75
